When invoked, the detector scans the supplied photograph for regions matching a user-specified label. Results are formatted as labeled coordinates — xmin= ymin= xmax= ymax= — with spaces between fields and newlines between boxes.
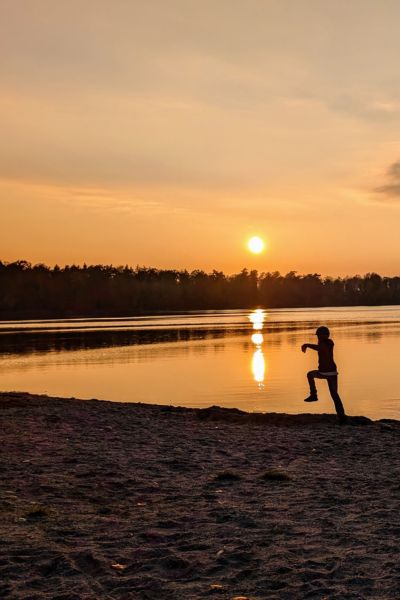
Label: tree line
xmin=1 ymin=260 xmax=399 ymax=319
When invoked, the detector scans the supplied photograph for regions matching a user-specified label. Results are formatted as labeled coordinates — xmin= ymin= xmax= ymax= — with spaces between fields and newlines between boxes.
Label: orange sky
xmin=2 ymin=1 xmax=400 ymax=275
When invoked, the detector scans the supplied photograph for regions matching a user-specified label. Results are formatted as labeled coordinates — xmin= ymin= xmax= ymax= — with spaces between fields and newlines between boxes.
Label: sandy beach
xmin=0 ymin=392 xmax=399 ymax=599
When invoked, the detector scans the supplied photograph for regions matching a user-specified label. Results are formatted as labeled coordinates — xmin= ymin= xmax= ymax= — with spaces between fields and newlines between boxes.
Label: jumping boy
xmin=301 ymin=326 xmax=347 ymax=424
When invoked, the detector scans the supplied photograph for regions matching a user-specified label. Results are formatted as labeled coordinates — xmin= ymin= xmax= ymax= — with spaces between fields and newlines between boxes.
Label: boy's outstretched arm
xmin=301 ymin=343 xmax=319 ymax=353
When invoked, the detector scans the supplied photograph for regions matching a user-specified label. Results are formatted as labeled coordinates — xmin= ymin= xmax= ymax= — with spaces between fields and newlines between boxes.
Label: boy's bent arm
xmin=306 ymin=344 xmax=319 ymax=351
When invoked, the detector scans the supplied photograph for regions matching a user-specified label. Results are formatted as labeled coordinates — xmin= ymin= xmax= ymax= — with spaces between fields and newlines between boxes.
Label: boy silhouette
xmin=301 ymin=326 xmax=347 ymax=424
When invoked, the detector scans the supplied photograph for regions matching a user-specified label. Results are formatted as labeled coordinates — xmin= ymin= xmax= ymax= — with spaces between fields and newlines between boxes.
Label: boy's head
xmin=316 ymin=326 xmax=330 ymax=340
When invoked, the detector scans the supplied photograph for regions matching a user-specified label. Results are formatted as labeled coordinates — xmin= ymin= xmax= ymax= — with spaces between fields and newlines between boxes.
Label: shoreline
xmin=1 ymin=392 xmax=399 ymax=599
xmin=1 ymin=391 xmax=398 ymax=425
xmin=2 ymin=302 xmax=400 ymax=322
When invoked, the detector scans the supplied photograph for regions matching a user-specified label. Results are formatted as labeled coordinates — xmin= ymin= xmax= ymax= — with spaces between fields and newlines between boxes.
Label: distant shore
xmin=1 ymin=392 xmax=399 ymax=599
xmin=3 ymin=260 xmax=400 ymax=320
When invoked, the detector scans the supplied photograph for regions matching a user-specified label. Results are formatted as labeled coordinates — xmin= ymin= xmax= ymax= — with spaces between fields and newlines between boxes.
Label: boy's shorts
xmin=318 ymin=371 xmax=338 ymax=376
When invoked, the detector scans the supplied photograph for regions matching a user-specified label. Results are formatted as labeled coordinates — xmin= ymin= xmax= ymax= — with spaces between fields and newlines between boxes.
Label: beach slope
xmin=0 ymin=392 xmax=399 ymax=599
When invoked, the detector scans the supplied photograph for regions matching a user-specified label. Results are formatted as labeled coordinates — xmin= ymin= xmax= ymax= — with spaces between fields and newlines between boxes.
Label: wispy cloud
xmin=375 ymin=161 xmax=400 ymax=199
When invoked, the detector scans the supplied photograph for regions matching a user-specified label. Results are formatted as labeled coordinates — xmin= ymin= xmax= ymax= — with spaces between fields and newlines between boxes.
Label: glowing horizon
xmin=2 ymin=2 xmax=400 ymax=276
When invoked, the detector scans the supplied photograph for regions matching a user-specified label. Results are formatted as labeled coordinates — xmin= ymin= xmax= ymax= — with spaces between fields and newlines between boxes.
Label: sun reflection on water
xmin=249 ymin=308 xmax=265 ymax=330
xmin=249 ymin=309 xmax=266 ymax=388
xmin=251 ymin=332 xmax=264 ymax=346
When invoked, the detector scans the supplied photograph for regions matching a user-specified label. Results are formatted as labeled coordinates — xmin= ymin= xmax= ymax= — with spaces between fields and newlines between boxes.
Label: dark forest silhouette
xmin=1 ymin=260 xmax=400 ymax=319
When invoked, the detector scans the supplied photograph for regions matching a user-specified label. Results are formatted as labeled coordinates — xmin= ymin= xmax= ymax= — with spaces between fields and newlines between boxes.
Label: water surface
xmin=1 ymin=306 xmax=400 ymax=419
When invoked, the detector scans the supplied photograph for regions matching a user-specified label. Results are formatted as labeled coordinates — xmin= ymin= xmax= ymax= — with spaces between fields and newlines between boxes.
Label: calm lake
xmin=1 ymin=306 xmax=400 ymax=420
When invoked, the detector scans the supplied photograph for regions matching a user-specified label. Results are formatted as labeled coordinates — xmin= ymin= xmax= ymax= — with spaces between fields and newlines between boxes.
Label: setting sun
xmin=248 ymin=236 xmax=265 ymax=254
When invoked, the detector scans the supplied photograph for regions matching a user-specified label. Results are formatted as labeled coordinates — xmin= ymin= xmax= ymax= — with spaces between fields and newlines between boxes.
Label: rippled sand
xmin=0 ymin=393 xmax=398 ymax=599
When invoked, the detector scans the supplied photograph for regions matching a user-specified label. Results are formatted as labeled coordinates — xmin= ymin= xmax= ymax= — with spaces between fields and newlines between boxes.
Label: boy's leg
xmin=305 ymin=370 xmax=321 ymax=401
xmin=327 ymin=376 xmax=346 ymax=421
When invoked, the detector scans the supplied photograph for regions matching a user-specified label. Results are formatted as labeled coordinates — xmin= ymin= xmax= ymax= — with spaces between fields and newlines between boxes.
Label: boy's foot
xmin=338 ymin=415 xmax=348 ymax=425
xmin=304 ymin=395 xmax=318 ymax=402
